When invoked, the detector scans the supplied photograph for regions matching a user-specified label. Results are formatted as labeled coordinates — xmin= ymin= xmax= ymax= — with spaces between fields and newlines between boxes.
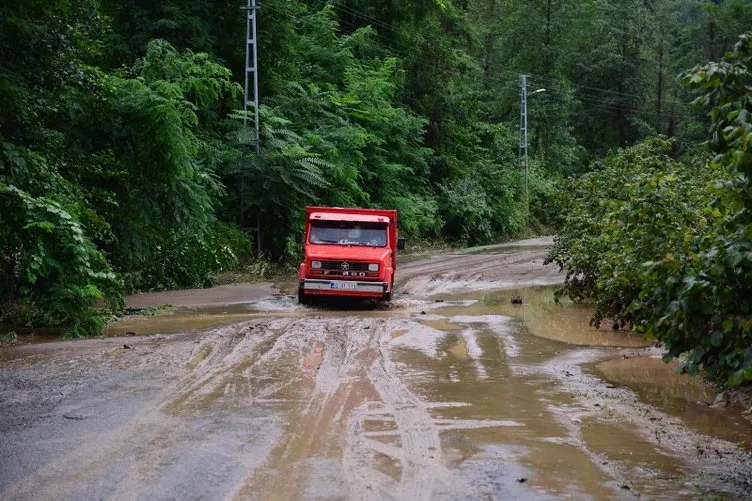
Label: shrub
xmin=0 ymin=183 xmax=123 ymax=337
xmin=547 ymin=33 xmax=752 ymax=387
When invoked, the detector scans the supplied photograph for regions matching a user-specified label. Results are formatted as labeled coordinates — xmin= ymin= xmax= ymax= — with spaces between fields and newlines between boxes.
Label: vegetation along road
xmin=2 ymin=1 xmax=752 ymax=499
xmin=2 ymin=239 xmax=751 ymax=500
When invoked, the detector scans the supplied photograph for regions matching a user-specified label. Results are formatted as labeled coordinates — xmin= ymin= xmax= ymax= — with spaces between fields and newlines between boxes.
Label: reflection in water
xmin=437 ymin=286 xmax=651 ymax=348
xmin=393 ymin=330 xmax=646 ymax=498
xmin=389 ymin=286 xmax=751 ymax=498
xmin=593 ymin=356 xmax=752 ymax=449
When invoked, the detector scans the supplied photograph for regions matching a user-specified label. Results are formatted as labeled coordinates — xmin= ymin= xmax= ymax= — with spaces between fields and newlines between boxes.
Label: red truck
xmin=297 ymin=206 xmax=405 ymax=304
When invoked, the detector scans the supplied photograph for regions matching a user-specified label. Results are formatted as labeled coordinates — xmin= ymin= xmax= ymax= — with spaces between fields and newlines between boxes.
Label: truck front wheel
xmin=382 ymin=292 xmax=392 ymax=302
xmin=298 ymin=287 xmax=310 ymax=305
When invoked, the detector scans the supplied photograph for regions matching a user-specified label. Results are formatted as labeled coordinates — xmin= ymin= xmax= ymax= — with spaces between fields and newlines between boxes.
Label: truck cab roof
xmin=308 ymin=212 xmax=390 ymax=223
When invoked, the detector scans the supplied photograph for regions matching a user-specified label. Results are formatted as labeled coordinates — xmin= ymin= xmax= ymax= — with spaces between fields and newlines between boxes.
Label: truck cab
xmin=297 ymin=206 xmax=405 ymax=304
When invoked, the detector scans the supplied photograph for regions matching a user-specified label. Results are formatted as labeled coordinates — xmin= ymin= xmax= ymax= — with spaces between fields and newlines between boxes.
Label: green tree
xmin=548 ymin=32 xmax=752 ymax=387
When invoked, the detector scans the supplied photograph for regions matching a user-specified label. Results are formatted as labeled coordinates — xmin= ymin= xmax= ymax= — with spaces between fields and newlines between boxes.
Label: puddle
xmin=104 ymin=311 xmax=256 ymax=336
xmin=389 ymin=329 xmax=664 ymax=498
xmin=436 ymin=286 xmax=651 ymax=348
xmin=592 ymin=356 xmax=752 ymax=449
xmin=0 ymin=327 xmax=61 ymax=348
xmin=104 ymin=298 xmax=401 ymax=337
xmin=387 ymin=305 xmax=750 ymax=498
xmin=579 ymin=417 xmax=694 ymax=496
xmin=421 ymin=318 xmax=464 ymax=332
xmin=447 ymin=336 xmax=469 ymax=360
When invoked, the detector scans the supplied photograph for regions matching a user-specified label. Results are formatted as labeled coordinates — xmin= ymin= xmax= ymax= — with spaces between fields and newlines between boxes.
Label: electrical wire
xmin=261 ymin=0 xmax=696 ymax=120
xmin=322 ymin=0 xmax=689 ymax=109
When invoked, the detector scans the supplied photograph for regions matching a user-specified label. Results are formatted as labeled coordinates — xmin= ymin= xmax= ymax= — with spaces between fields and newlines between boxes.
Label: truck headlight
xmin=368 ymin=263 xmax=379 ymax=272
xmin=311 ymin=261 xmax=322 ymax=269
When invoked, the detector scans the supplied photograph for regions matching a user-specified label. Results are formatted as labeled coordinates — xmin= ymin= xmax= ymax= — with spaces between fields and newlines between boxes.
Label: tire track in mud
xmin=228 ymin=316 xmax=461 ymax=501
xmin=227 ymin=317 xmax=386 ymax=500
xmin=396 ymin=239 xmax=561 ymax=296
xmin=2 ymin=240 xmax=557 ymax=499
xmin=341 ymin=316 xmax=527 ymax=501
xmin=1 ymin=320 xmax=295 ymax=501
xmin=343 ymin=331 xmax=444 ymax=501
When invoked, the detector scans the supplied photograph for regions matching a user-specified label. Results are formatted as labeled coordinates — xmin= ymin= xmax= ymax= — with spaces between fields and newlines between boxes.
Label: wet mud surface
xmin=1 ymin=238 xmax=751 ymax=500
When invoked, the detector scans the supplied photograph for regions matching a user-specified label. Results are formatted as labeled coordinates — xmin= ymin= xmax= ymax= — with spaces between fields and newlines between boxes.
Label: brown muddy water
xmin=435 ymin=286 xmax=650 ymax=348
xmin=3 ymin=281 xmax=752 ymax=500
xmin=391 ymin=288 xmax=751 ymax=498
xmin=593 ymin=356 xmax=752 ymax=450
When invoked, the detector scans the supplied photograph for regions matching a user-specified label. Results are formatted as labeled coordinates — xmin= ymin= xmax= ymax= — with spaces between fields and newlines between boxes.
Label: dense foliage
xmin=547 ymin=33 xmax=752 ymax=387
xmin=2 ymin=0 xmax=752 ymax=339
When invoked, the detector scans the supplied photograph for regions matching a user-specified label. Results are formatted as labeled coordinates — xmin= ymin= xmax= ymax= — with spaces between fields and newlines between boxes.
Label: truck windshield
xmin=309 ymin=221 xmax=388 ymax=247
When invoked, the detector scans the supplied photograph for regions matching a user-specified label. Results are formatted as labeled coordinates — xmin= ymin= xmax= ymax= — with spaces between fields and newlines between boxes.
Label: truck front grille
xmin=321 ymin=261 xmax=369 ymax=271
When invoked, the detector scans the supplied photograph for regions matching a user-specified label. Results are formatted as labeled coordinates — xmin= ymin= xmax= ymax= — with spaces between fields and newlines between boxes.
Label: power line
xmin=528 ymin=72 xmax=687 ymax=108
xmin=263 ymin=1 xmax=695 ymax=121
xmin=542 ymin=88 xmax=693 ymax=120
xmin=323 ymin=0 xmax=689 ymax=110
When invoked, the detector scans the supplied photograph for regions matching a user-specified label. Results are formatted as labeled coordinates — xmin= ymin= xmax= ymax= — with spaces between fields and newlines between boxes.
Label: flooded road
xmin=1 ymin=238 xmax=751 ymax=500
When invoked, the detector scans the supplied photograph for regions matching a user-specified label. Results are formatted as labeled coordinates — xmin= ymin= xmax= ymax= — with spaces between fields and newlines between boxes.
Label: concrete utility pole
xmin=241 ymin=0 xmax=262 ymax=252
xmin=518 ymin=75 xmax=544 ymax=226
xmin=518 ymin=74 xmax=529 ymax=223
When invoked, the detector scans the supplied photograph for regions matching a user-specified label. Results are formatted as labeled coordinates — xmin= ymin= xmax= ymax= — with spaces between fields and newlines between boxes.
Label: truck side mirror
xmin=296 ymin=231 xmax=303 ymax=244
xmin=397 ymin=238 xmax=406 ymax=250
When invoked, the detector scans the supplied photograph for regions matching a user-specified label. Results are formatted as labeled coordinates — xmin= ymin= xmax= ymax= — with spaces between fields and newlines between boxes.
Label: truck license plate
xmin=332 ymin=282 xmax=357 ymax=289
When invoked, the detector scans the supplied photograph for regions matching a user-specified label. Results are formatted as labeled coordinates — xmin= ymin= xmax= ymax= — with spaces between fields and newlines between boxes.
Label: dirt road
xmin=2 ymin=238 xmax=751 ymax=500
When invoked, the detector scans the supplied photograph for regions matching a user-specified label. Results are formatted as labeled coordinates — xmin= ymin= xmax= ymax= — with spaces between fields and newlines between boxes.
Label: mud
xmin=435 ymin=286 xmax=652 ymax=348
xmin=125 ymin=282 xmax=277 ymax=309
xmin=593 ymin=356 xmax=752 ymax=450
xmin=1 ymin=237 xmax=751 ymax=500
xmin=396 ymin=237 xmax=563 ymax=296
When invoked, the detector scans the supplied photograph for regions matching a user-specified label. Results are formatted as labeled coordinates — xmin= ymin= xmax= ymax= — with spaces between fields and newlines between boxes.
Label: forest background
xmin=1 ymin=0 xmax=751 ymax=386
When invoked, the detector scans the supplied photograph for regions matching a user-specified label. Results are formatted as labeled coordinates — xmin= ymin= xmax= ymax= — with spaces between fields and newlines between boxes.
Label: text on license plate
xmin=331 ymin=282 xmax=357 ymax=289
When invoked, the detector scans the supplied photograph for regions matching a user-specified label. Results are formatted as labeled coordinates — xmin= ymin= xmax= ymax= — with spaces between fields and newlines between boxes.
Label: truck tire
xmin=382 ymin=292 xmax=392 ymax=302
xmin=298 ymin=288 xmax=309 ymax=305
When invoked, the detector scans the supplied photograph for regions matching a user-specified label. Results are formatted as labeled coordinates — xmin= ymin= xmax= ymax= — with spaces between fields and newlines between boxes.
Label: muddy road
xmin=2 ymin=238 xmax=751 ymax=500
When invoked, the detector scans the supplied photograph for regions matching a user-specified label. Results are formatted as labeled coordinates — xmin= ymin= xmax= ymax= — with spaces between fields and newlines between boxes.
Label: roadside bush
xmin=547 ymin=33 xmax=752 ymax=387
xmin=122 ymin=227 xmax=239 ymax=292
xmin=528 ymin=163 xmax=565 ymax=233
xmin=546 ymin=136 xmax=709 ymax=308
xmin=547 ymin=135 xmax=736 ymax=381
xmin=0 ymin=183 xmax=123 ymax=337
xmin=654 ymin=32 xmax=752 ymax=386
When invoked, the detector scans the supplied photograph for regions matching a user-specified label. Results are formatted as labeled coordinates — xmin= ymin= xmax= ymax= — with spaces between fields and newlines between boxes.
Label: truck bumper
xmin=300 ymin=279 xmax=389 ymax=297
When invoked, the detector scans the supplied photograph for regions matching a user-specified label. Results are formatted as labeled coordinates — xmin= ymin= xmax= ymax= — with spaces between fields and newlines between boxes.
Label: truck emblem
xmin=341 ymin=262 xmax=350 ymax=271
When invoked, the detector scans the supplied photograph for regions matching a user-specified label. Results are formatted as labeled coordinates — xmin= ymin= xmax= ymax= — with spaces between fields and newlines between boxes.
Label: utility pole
xmin=241 ymin=0 xmax=262 ymax=252
xmin=518 ymin=76 xmax=545 ymax=227
xmin=518 ymin=74 xmax=529 ymax=225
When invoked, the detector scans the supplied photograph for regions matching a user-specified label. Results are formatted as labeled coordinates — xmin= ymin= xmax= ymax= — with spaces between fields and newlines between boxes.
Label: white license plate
xmin=331 ymin=282 xmax=357 ymax=289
